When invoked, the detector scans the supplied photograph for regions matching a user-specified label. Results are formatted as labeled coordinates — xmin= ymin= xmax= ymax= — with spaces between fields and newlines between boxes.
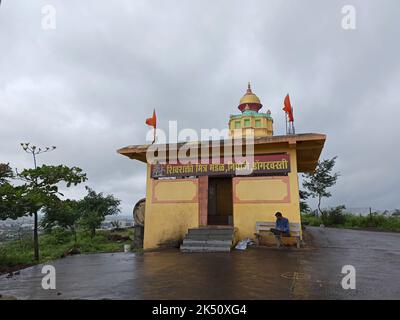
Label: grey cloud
xmin=1 ymin=0 xmax=399 ymax=213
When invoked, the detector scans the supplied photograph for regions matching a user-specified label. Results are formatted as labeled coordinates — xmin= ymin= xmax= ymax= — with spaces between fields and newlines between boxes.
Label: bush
xmin=343 ymin=214 xmax=363 ymax=228
xmin=46 ymin=228 xmax=72 ymax=245
xmin=321 ymin=205 xmax=346 ymax=226
xmin=0 ymin=235 xmax=36 ymax=267
xmin=301 ymin=214 xmax=322 ymax=226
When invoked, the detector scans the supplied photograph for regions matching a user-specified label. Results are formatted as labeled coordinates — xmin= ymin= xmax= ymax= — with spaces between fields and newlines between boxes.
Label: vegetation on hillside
xmin=302 ymin=205 xmax=400 ymax=232
xmin=0 ymin=143 xmax=126 ymax=273
xmin=0 ymin=228 xmax=134 ymax=274
xmin=300 ymin=156 xmax=400 ymax=232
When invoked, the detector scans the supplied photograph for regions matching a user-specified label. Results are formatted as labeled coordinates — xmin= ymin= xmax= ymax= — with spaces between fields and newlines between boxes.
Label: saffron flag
xmin=283 ymin=94 xmax=294 ymax=122
xmin=145 ymin=109 xmax=157 ymax=128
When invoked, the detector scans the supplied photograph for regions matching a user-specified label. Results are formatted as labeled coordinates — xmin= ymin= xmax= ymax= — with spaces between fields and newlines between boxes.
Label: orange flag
xmin=283 ymin=94 xmax=294 ymax=122
xmin=145 ymin=109 xmax=157 ymax=143
xmin=145 ymin=109 xmax=157 ymax=128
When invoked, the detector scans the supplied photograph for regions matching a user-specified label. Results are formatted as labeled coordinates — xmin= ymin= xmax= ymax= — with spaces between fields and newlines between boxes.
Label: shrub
xmin=45 ymin=228 xmax=72 ymax=245
xmin=321 ymin=205 xmax=346 ymax=226
xmin=301 ymin=213 xmax=322 ymax=226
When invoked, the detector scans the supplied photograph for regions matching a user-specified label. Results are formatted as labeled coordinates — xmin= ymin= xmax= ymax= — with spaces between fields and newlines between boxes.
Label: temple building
xmin=118 ymin=84 xmax=326 ymax=251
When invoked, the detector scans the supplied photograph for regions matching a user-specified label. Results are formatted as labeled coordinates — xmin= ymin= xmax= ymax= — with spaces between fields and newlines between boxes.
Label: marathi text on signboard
xmin=150 ymin=154 xmax=290 ymax=178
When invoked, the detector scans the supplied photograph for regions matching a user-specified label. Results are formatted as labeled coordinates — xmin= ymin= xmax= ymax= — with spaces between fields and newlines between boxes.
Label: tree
xmin=0 ymin=163 xmax=13 ymax=184
xmin=3 ymin=165 xmax=87 ymax=261
xmin=0 ymin=163 xmax=27 ymax=220
xmin=299 ymin=190 xmax=311 ymax=213
xmin=302 ymin=156 xmax=340 ymax=216
xmin=41 ymin=199 xmax=81 ymax=243
xmin=111 ymin=220 xmax=122 ymax=230
xmin=0 ymin=183 xmax=27 ymax=220
xmin=321 ymin=205 xmax=346 ymax=226
xmin=78 ymin=187 xmax=120 ymax=238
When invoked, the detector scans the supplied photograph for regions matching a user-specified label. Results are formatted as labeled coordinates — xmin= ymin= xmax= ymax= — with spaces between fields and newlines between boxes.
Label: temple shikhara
xmin=229 ymin=83 xmax=274 ymax=138
xmin=118 ymin=84 xmax=326 ymax=251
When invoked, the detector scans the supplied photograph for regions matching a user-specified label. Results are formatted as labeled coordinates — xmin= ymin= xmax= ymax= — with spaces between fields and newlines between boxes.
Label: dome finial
xmin=247 ymin=82 xmax=252 ymax=93
xmin=238 ymin=82 xmax=263 ymax=113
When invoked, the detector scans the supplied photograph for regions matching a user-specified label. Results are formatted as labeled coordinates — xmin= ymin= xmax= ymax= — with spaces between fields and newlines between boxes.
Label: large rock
xmin=132 ymin=198 xmax=146 ymax=249
xmin=133 ymin=225 xmax=144 ymax=249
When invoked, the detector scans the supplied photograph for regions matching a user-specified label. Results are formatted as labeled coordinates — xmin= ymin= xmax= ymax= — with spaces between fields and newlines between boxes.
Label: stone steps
xmin=180 ymin=227 xmax=234 ymax=253
xmin=182 ymin=239 xmax=232 ymax=247
xmin=184 ymin=235 xmax=232 ymax=241
xmin=188 ymin=229 xmax=233 ymax=236
xmin=180 ymin=246 xmax=231 ymax=253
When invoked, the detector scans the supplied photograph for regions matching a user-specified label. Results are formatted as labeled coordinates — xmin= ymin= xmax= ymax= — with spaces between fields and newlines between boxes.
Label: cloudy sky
xmin=1 ymin=0 xmax=399 ymax=214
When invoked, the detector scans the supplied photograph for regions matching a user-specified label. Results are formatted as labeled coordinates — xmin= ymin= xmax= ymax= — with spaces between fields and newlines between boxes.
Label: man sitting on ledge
xmin=270 ymin=212 xmax=290 ymax=236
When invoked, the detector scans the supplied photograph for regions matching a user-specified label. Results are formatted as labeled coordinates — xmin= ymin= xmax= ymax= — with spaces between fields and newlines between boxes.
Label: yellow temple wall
xmin=229 ymin=116 xmax=274 ymax=138
xmin=143 ymin=165 xmax=199 ymax=249
xmin=232 ymin=147 xmax=301 ymax=243
xmin=143 ymin=147 xmax=301 ymax=249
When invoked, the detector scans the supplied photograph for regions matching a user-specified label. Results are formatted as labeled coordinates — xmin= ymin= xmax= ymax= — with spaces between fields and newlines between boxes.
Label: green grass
xmin=0 ymin=228 xmax=134 ymax=274
xmin=302 ymin=208 xmax=400 ymax=232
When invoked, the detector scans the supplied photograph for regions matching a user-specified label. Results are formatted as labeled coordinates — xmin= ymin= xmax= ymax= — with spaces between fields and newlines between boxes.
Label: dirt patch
xmin=301 ymin=227 xmax=315 ymax=248
xmin=107 ymin=234 xmax=130 ymax=242
xmin=157 ymin=239 xmax=181 ymax=248
xmin=0 ymin=294 xmax=18 ymax=300
xmin=0 ymin=263 xmax=35 ymax=276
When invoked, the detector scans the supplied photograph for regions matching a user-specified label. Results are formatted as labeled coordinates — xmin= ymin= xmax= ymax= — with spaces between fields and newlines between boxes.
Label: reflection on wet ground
xmin=1 ymin=227 xmax=399 ymax=299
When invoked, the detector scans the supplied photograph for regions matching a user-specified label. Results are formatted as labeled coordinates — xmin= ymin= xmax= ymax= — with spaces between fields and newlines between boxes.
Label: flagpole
xmin=152 ymin=109 xmax=156 ymax=144
xmin=285 ymin=113 xmax=288 ymax=135
xmin=291 ymin=106 xmax=295 ymax=134
xmin=152 ymin=108 xmax=156 ymax=144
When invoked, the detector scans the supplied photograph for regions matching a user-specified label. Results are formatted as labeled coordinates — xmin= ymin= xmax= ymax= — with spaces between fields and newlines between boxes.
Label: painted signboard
xmin=150 ymin=154 xmax=290 ymax=178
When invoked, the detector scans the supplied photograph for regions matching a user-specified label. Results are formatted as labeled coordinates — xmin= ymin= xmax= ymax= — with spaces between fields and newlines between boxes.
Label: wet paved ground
xmin=1 ymin=227 xmax=399 ymax=299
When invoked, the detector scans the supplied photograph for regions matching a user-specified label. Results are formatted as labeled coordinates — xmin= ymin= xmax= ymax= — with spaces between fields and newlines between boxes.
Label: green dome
xmin=230 ymin=110 xmax=273 ymax=119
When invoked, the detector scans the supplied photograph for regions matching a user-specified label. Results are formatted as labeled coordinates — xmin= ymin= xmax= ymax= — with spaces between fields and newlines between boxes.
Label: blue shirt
xmin=276 ymin=218 xmax=290 ymax=233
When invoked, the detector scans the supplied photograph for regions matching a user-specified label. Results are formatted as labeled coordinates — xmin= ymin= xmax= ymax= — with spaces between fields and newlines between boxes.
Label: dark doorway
xmin=207 ymin=177 xmax=233 ymax=225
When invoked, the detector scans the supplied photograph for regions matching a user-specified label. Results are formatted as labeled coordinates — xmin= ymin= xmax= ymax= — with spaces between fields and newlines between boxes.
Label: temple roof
xmin=117 ymin=133 xmax=326 ymax=173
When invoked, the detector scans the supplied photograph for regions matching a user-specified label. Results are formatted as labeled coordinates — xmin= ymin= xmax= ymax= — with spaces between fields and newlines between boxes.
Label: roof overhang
xmin=117 ymin=133 xmax=326 ymax=173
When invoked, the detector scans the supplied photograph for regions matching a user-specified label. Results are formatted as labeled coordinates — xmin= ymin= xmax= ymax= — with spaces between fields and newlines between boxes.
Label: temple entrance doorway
xmin=207 ymin=177 xmax=233 ymax=226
